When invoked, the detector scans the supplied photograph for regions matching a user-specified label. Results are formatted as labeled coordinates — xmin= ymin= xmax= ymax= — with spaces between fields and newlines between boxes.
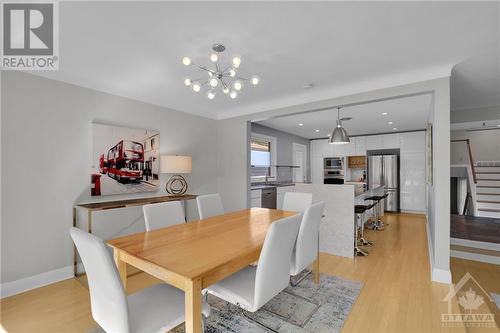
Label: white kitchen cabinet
xmin=355 ymin=136 xmax=367 ymax=155
xmin=400 ymin=131 xmax=425 ymax=153
xmin=400 ymin=152 xmax=426 ymax=212
xmin=310 ymin=139 xmax=323 ymax=157
xmin=366 ymin=135 xmax=383 ymax=150
xmin=277 ymin=185 xmax=295 ymax=209
xmin=311 ymin=139 xmax=331 ymax=157
xmin=320 ymin=139 xmax=333 ymax=157
xmin=382 ymin=134 xmax=400 ymax=149
xmin=250 ymin=189 xmax=262 ymax=208
xmin=311 ymin=156 xmax=324 ymax=184
xmin=344 ymin=138 xmax=356 ymax=156
xmin=331 ymin=143 xmax=344 ymax=157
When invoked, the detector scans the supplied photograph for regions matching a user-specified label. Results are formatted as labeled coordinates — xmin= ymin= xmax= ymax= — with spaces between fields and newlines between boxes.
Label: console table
xmin=72 ymin=194 xmax=197 ymax=278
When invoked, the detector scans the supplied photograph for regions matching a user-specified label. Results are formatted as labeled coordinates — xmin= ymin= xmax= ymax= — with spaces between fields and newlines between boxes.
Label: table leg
xmin=87 ymin=210 xmax=93 ymax=233
xmin=73 ymin=207 xmax=78 ymax=277
xmin=185 ymin=278 xmax=202 ymax=333
xmin=313 ymin=250 xmax=320 ymax=284
xmin=113 ymin=250 xmax=127 ymax=289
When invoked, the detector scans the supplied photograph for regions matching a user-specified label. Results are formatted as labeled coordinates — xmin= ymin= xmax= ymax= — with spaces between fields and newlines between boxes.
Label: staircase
xmin=474 ymin=162 xmax=500 ymax=218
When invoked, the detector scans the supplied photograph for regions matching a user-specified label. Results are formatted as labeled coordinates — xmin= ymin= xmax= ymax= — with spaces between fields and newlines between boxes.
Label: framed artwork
xmin=91 ymin=123 xmax=159 ymax=196
xmin=426 ymin=123 xmax=433 ymax=185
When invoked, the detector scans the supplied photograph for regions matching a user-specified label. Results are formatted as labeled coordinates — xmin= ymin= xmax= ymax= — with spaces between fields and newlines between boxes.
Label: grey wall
xmin=251 ymin=123 xmax=311 ymax=182
xmin=217 ymin=77 xmax=452 ymax=283
xmin=1 ymin=72 xmax=218 ymax=283
xmin=451 ymin=129 xmax=500 ymax=164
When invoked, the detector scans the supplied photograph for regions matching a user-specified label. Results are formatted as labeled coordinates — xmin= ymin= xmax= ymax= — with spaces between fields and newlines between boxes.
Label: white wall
xmin=217 ymin=77 xmax=452 ymax=283
xmin=1 ymin=72 xmax=453 ymax=293
xmin=426 ymin=79 xmax=451 ymax=284
xmin=451 ymin=129 xmax=500 ymax=164
xmin=1 ymin=72 xmax=218 ymax=286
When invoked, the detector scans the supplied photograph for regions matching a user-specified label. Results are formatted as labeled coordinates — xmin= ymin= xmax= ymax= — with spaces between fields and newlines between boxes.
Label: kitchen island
xmin=281 ymin=183 xmax=385 ymax=258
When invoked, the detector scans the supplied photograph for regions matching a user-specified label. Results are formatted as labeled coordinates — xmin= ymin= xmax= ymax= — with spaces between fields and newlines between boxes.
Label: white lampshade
xmin=161 ymin=155 xmax=192 ymax=174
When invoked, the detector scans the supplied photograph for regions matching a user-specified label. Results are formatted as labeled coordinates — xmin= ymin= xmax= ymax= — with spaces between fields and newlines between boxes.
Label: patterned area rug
xmin=174 ymin=274 xmax=362 ymax=333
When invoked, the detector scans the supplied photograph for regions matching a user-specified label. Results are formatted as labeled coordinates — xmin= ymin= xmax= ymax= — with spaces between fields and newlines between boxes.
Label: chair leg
xmin=290 ymin=269 xmax=312 ymax=287
xmin=372 ymin=202 xmax=385 ymax=231
xmin=354 ymin=214 xmax=369 ymax=256
xmin=357 ymin=211 xmax=373 ymax=246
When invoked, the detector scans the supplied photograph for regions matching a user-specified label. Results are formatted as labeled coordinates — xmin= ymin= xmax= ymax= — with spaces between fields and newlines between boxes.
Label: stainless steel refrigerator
xmin=368 ymin=154 xmax=400 ymax=212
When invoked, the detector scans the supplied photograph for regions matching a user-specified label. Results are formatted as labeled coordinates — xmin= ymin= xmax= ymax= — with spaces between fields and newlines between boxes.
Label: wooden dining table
xmin=106 ymin=207 xmax=320 ymax=333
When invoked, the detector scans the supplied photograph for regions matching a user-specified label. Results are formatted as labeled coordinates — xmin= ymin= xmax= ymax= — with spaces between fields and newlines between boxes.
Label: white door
xmin=293 ymin=143 xmax=307 ymax=183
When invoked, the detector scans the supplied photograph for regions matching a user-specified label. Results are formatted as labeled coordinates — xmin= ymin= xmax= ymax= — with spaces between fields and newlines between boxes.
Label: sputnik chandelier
xmin=182 ymin=43 xmax=259 ymax=99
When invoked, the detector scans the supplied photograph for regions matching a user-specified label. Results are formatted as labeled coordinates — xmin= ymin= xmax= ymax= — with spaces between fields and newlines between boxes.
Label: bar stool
xmin=354 ymin=205 xmax=370 ymax=256
xmin=355 ymin=203 xmax=375 ymax=247
xmin=380 ymin=192 xmax=390 ymax=226
xmin=364 ymin=195 xmax=385 ymax=231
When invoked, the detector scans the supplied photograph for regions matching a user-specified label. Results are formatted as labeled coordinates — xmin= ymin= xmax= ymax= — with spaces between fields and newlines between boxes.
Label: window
xmin=251 ymin=138 xmax=271 ymax=165
xmin=251 ymin=137 xmax=271 ymax=178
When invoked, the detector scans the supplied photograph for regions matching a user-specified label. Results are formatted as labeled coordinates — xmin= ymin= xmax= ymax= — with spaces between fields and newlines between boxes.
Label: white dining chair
xmin=206 ymin=213 xmax=302 ymax=312
xmin=196 ymin=193 xmax=224 ymax=219
xmin=143 ymin=201 xmax=185 ymax=231
xmin=70 ymin=227 xmax=210 ymax=333
xmin=290 ymin=201 xmax=325 ymax=284
xmin=282 ymin=192 xmax=313 ymax=212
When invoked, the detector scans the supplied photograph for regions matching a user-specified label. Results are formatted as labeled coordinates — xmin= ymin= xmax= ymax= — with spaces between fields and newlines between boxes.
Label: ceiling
xmin=255 ymin=94 xmax=433 ymax=139
xmin=451 ymin=53 xmax=500 ymax=111
xmin=32 ymin=1 xmax=499 ymax=119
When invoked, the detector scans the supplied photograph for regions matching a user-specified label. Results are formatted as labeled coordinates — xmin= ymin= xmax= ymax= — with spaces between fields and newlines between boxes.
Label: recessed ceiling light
xmin=388 ymin=121 xmax=393 ymax=125
xmin=393 ymin=127 xmax=397 ymax=131
xmin=303 ymin=83 xmax=315 ymax=89
xmin=298 ymin=123 xmax=304 ymax=126
xmin=327 ymin=134 xmax=331 ymax=137
xmin=314 ymin=129 xmax=320 ymax=132
xmin=382 ymin=112 xmax=388 ymax=116
xmin=497 ymin=124 xmax=500 ymax=127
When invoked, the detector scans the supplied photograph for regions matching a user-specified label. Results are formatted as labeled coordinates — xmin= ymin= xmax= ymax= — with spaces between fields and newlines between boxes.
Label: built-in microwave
xmin=324 ymin=157 xmax=343 ymax=170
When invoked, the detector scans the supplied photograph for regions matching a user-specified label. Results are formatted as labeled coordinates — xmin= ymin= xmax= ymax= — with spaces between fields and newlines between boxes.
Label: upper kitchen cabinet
xmin=331 ymin=143 xmax=344 ymax=157
xmin=382 ymin=134 xmax=400 ymax=149
xmin=400 ymin=131 xmax=425 ymax=153
xmin=355 ymin=136 xmax=367 ymax=155
xmin=311 ymin=139 xmax=331 ymax=157
xmin=311 ymin=139 xmax=323 ymax=157
xmin=344 ymin=138 xmax=356 ymax=156
xmin=366 ymin=135 xmax=383 ymax=150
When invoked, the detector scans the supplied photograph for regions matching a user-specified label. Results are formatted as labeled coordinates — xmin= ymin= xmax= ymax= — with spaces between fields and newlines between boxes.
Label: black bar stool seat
xmin=355 ymin=203 xmax=375 ymax=214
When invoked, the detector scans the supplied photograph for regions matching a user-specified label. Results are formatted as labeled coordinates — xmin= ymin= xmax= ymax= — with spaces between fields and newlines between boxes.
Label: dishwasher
xmin=261 ymin=187 xmax=277 ymax=209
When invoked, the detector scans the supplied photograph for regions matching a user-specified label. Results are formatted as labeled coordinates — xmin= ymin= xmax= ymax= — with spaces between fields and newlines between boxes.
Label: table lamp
xmin=161 ymin=155 xmax=192 ymax=195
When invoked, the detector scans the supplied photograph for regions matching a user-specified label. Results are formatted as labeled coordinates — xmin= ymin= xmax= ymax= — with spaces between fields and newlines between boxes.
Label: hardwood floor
xmin=1 ymin=213 xmax=499 ymax=332
xmin=451 ymin=214 xmax=500 ymax=244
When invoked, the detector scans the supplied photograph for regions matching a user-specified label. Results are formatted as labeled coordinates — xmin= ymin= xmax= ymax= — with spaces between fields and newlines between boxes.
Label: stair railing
xmin=451 ymin=139 xmax=477 ymax=184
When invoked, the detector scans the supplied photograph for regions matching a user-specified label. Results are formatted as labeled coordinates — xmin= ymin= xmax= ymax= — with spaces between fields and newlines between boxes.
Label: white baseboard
xmin=425 ymin=216 xmax=452 ymax=284
xmin=1 ymin=265 xmax=74 ymax=299
xmin=431 ymin=268 xmax=452 ymax=284
xmin=451 ymin=250 xmax=500 ymax=265
xmin=451 ymin=238 xmax=500 ymax=252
